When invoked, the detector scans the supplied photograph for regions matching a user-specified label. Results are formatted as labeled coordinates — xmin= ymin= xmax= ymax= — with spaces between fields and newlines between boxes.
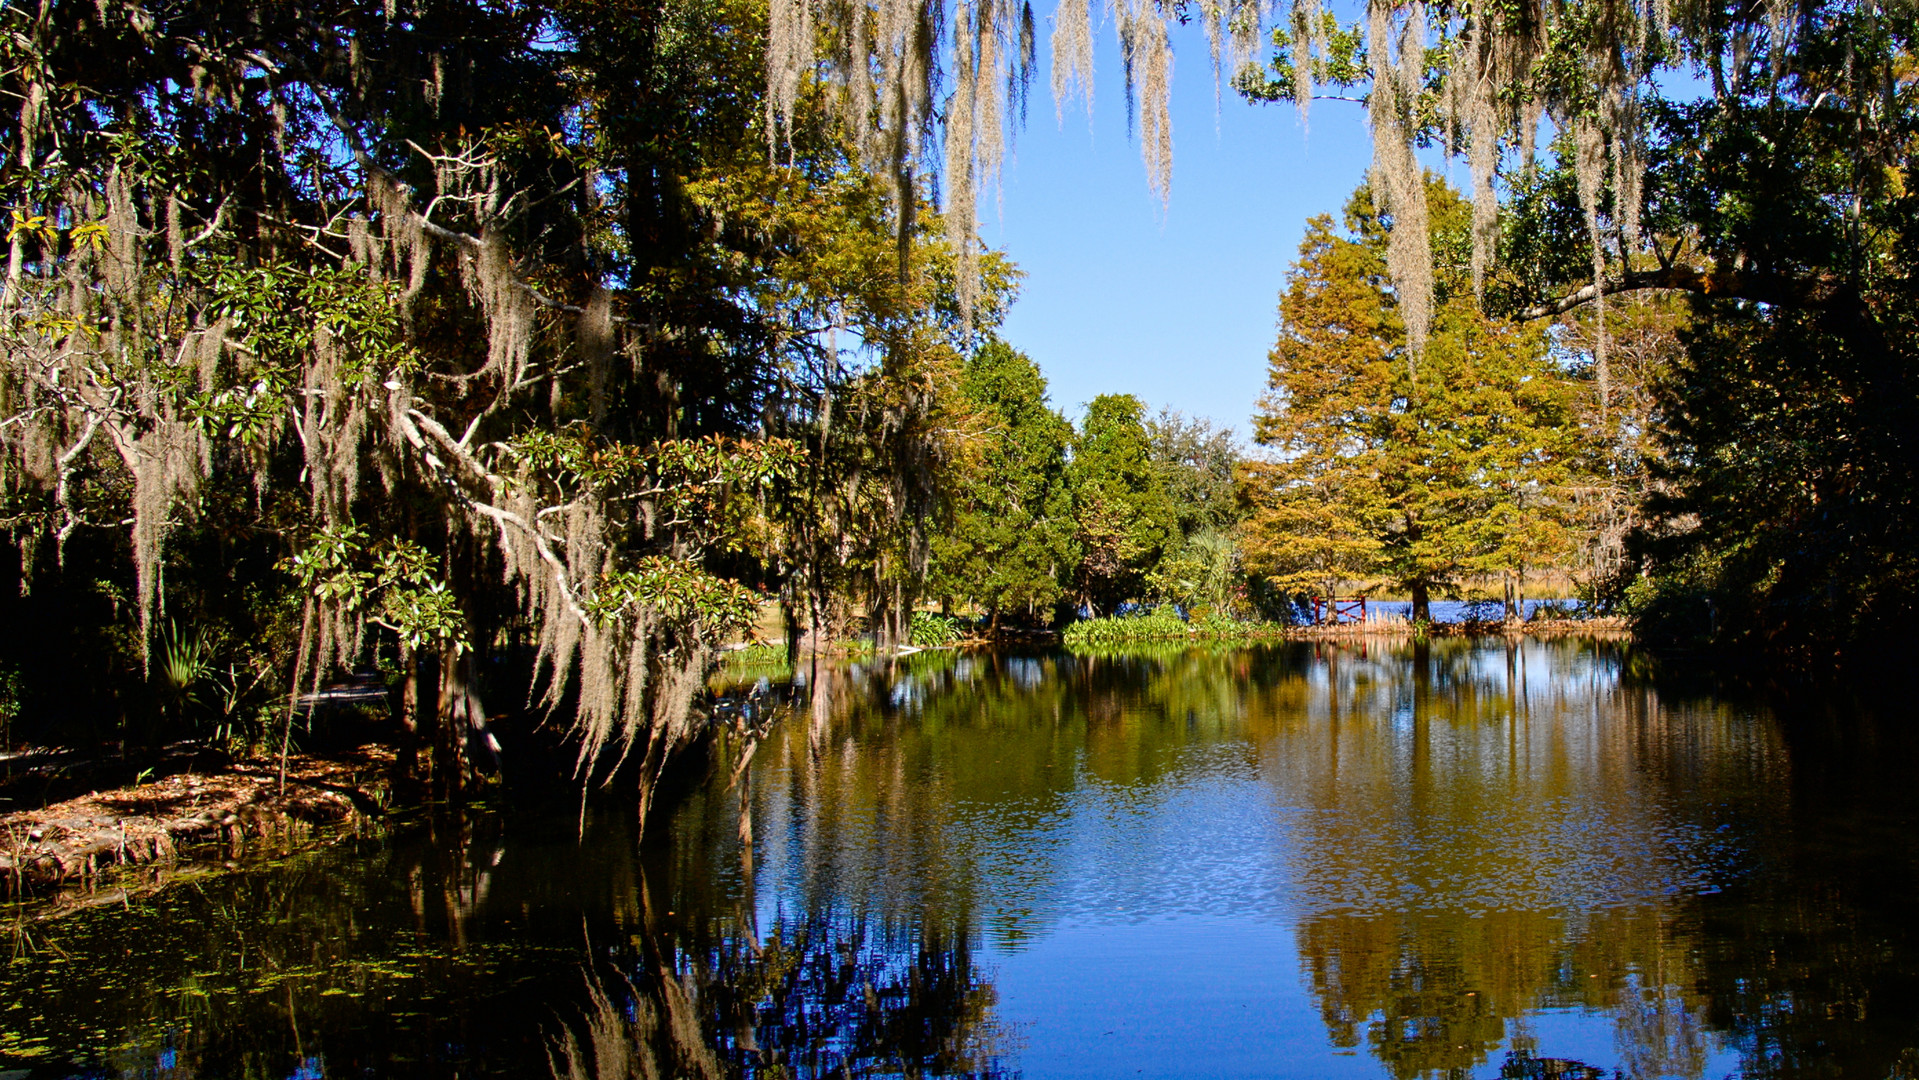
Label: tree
xmin=1552 ymin=295 xmax=1685 ymax=599
xmin=1241 ymin=205 xmax=1398 ymax=609
xmin=1066 ymin=394 xmax=1178 ymax=615
xmin=1144 ymin=410 xmax=1242 ymax=539
xmin=1378 ymin=300 xmax=1576 ymax=619
xmin=1241 ymin=182 xmax=1577 ymax=622
xmin=1137 ymin=410 xmax=1246 ymax=616
xmin=1455 ymin=10 xmax=1919 ymax=655
xmin=0 ymin=0 xmax=1001 ymax=818
xmin=931 ymin=339 xmax=1077 ymax=631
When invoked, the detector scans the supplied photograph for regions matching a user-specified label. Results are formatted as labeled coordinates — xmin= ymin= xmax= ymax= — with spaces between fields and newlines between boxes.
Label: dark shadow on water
xmin=0 ymin=804 xmax=1014 ymax=1078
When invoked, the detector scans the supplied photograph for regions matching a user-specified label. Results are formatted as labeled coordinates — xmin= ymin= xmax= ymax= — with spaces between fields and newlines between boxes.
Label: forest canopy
xmin=0 ymin=0 xmax=1028 ymax=809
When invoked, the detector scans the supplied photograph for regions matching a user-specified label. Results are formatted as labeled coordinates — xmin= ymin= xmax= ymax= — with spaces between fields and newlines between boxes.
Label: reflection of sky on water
xmin=990 ymin=918 xmax=1379 ymax=1079
xmin=740 ymin=639 xmax=1772 ymax=1078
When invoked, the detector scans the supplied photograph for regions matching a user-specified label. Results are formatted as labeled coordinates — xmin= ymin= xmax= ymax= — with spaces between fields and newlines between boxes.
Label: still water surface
xmin=4 ymin=639 xmax=1919 ymax=1078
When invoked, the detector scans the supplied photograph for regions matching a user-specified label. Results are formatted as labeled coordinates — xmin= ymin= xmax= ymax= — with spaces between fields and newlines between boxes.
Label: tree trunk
xmin=433 ymin=643 xmax=468 ymax=796
xmin=396 ymin=643 xmax=420 ymax=782
xmin=415 ymin=647 xmax=442 ymax=790
xmin=1411 ymin=580 xmax=1431 ymax=623
xmin=782 ymin=599 xmax=802 ymax=665
xmin=437 ymin=645 xmax=499 ymax=793
xmin=989 ymin=605 xmax=1002 ymax=639
xmin=894 ymin=581 xmax=907 ymax=649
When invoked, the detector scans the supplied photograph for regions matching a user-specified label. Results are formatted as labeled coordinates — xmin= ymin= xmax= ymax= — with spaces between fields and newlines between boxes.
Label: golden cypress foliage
xmin=1242 ymin=182 xmax=1579 ymax=607
xmin=1241 ymin=211 xmax=1396 ymax=597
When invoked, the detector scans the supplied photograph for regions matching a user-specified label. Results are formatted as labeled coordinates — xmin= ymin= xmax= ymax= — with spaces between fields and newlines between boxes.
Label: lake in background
xmin=4 ymin=638 xmax=1917 ymax=1079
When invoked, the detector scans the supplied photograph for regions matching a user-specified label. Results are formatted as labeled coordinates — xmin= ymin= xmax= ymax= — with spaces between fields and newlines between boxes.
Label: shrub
xmin=909 ymin=612 xmax=963 ymax=648
xmin=1062 ymin=607 xmax=1287 ymax=647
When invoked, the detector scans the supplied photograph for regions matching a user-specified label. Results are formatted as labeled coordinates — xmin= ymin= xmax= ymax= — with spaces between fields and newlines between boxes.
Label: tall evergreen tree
xmin=931 ymin=340 xmax=1077 ymax=631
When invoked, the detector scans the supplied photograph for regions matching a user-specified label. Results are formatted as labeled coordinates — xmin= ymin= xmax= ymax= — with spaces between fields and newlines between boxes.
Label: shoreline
xmin=726 ymin=619 xmax=1635 ymax=657
xmin=1054 ymin=616 xmax=1631 ymax=648
xmin=1281 ymin=617 xmax=1630 ymax=641
xmin=1 ymin=746 xmax=392 ymax=911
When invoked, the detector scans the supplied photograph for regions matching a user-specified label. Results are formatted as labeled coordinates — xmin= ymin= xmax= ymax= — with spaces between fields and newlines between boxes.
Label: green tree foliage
xmin=1467 ymin=5 xmax=1919 ymax=656
xmin=1138 ymin=410 xmax=1247 ymax=615
xmin=0 ymin=0 xmax=996 ymax=811
xmin=1067 ymin=394 xmax=1179 ymax=615
xmin=931 ymin=339 xmax=1077 ymax=630
xmin=1144 ymin=410 xmax=1241 ymax=538
xmin=1242 ymin=182 xmax=1577 ymax=621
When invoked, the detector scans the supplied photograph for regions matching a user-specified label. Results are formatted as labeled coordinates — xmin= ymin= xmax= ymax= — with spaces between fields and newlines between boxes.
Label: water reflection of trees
xmin=1260 ymin=638 xmax=1780 ymax=1080
xmin=1 ymin=804 xmax=1015 ymax=1079
xmin=12 ymin=642 xmax=1919 ymax=1079
xmin=691 ymin=649 xmax=1919 ymax=1080
xmin=548 ymin=917 xmax=1008 ymax=1079
xmin=1295 ymin=908 xmax=1710 ymax=1080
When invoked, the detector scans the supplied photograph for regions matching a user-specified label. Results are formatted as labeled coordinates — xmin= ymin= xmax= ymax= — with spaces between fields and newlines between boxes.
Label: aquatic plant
xmin=1062 ymin=607 xmax=1286 ymax=647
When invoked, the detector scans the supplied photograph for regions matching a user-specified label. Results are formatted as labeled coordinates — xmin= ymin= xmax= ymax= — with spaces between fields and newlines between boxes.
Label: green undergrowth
xmin=1062 ymin=609 xmax=1288 ymax=648
xmin=723 ymin=642 xmax=790 ymax=667
xmin=909 ymin=612 xmax=964 ymax=647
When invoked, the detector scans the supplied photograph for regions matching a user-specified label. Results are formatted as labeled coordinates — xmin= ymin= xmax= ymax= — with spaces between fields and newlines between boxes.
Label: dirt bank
xmin=0 ymin=745 xmax=392 ymax=903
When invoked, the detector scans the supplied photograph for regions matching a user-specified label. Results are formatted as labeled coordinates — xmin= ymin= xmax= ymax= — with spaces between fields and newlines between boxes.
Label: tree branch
xmin=1515 ymin=264 xmax=1851 ymax=321
xmin=293 ymin=79 xmax=620 ymax=324
xmin=396 ymin=408 xmax=595 ymax=628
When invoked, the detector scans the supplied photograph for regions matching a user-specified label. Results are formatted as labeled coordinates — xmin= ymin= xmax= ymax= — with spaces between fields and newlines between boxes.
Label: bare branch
xmin=1515 ymin=265 xmax=1849 ymax=321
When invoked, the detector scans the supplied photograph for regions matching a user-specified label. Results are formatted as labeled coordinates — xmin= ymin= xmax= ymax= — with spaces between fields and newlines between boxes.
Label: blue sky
xmin=981 ymin=23 xmax=1380 ymax=440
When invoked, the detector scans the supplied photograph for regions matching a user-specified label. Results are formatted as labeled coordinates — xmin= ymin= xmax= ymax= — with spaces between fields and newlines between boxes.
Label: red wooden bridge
xmin=1310 ymin=595 xmax=1370 ymax=625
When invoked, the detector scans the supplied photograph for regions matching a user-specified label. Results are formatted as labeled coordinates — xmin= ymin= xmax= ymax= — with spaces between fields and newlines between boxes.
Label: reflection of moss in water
xmin=0 ymin=807 xmax=1017 ymax=1079
xmin=547 ymin=917 xmax=1011 ymax=1079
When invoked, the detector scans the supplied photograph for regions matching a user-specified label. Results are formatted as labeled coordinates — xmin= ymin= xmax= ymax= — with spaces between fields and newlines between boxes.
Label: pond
xmin=4 ymin=638 xmax=1919 ymax=1079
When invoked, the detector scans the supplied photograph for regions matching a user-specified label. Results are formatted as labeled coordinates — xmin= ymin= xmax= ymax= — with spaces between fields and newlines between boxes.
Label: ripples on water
xmin=5 ymin=638 xmax=1919 ymax=1079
